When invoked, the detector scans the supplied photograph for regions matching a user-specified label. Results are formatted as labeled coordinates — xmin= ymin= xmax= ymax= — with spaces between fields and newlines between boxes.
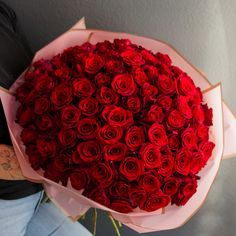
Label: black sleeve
xmin=0 ymin=1 xmax=43 ymax=200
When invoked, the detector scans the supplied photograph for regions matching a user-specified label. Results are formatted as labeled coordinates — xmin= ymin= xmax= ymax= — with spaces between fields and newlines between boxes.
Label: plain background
xmin=3 ymin=1 xmax=236 ymax=236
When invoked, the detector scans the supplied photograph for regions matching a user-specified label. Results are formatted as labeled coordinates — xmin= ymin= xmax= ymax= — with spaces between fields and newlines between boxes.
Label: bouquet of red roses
xmin=0 ymin=18 xmax=235 ymax=233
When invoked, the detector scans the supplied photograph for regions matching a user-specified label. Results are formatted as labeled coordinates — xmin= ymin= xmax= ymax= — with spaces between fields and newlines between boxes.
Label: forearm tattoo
xmin=0 ymin=144 xmax=24 ymax=180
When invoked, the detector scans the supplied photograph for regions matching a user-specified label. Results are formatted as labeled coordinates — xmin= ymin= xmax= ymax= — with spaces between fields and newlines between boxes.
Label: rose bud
xmin=70 ymin=169 xmax=89 ymax=191
xmin=84 ymin=54 xmax=104 ymax=74
xmin=140 ymin=191 xmax=170 ymax=212
xmin=77 ymin=140 xmax=101 ymax=163
xmin=125 ymin=126 xmax=145 ymax=151
xmin=140 ymin=143 xmax=161 ymax=169
xmin=112 ymin=74 xmax=136 ymax=96
xmin=104 ymin=143 xmax=128 ymax=161
xmin=119 ymin=157 xmax=144 ymax=181
xmin=73 ymin=78 xmax=95 ymax=98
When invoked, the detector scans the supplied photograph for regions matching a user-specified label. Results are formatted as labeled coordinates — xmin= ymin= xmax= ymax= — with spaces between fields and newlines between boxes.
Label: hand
xmin=0 ymin=144 xmax=25 ymax=180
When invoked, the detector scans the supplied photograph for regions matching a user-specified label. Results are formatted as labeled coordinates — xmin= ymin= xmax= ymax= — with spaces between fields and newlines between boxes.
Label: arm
xmin=0 ymin=144 xmax=25 ymax=180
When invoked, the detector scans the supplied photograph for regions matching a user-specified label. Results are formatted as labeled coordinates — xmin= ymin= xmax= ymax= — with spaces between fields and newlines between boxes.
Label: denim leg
xmin=25 ymin=201 xmax=92 ymax=236
xmin=0 ymin=192 xmax=42 ymax=236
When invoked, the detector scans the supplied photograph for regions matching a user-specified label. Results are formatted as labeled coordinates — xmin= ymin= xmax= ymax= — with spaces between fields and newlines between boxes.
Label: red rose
xmin=172 ymin=179 xmax=197 ymax=206
xmin=112 ymin=74 xmax=136 ymax=96
xmin=181 ymin=127 xmax=197 ymax=148
xmin=197 ymin=125 xmax=209 ymax=141
xmin=119 ymin=157 xmax=144 ymax=181
xmin=141 ymin=49 xmax=159 ymax=65
xmin=192 ymin=105 xmax=205 ymax=123
xmin=90 ymin=163 xmax=113 ymax=187
xmin=157 ymin=74 xmax=175 ymax=94
xmin=52 ymin=153 xmax=70 ymax=172
xmin=199 ymin=141 xmax=215 ymax=161
xmin=21 ymin=128 xmax=38 ymax=145
xmin=139 ymin=172 xmax=160 ymax=193
xmin=77 ymin=140 xmax=101 ymax=162
xmin=98 ymin=125 xmax=123 ymax=144
xmin=77 ymin=118 xmax=99 ymax=140
xmin=177 ymin=74 xmax=196 ymax=96
xmin=58 ymin=129 xmax=77 ymax=147
xmin=140 ymin=191 xmax=170 ymax=212
xmin=84 ymin=54 xmax=104 ymax=74
xmin=114 ymin=38 xmax=132 ymax=50
xmin=177 ymin=96 xmax=192 ymax=119
xmin=34 ymin=74 xmax=54 ymax=94
xmin=126 ymin=96 xmax=141 ymax=113
xmin=190 ymin=151 xmax=205 ymax=174
xmin=158 ymin=155 xmax=174 ymax=176
xmin=102 ymin=105 xmax=133 ymax=127
xmin=148 ymin=123 xmax=168 ymax=147
xmin=34 ymin=97 xmax=50 ymax=115
xmin=51 ymin=84 xmax=73 ymax=109
xmin=36 ymin=115 xmax=53 ymax=131
xmin=191 ymin=87 xmax=203 ymax=105
xmin=104 ymin=143 xmax=128 ymax=161
xmin=168 ymin=134 xmax=180 ymax=150
xmin=88 ymin=188 xmax=110 ymax=207
xmin=28 ymin=152 xmax=41 ymax=170
xmin=94 ymin=73 xmax=111 ymax=87
xmin=125 ymin=126 xmax=145 ymax=151
xmin=142 ymin=83 xmax=158 ymax=97
xmin=134 ymin=68 xmax=149 ymax=86
xmin=146 ymin=105 xmax=164 ymax=123
xmin=97 ymin=86 xmax=119 ymax=105
xmin=120 ymin=50 xmax=144 ymax=66
xmin=16 ymin=106 xmax=34 ymax=127
xmin=44 ymin=166 xmax=63 ymax=183
xmin=157 ymin=96 xmax=172 ymax=110
xmin=172 ymin=65 xmax=183 ymax=77
xmin=111 ymin=200 xmax=133 ymax=213
xmin=203 ymin=105 xmax=213 ymax=126
xmin=129 ymin=186 xmax=146 ymax=207
xmin=105 ymin=60 xmax=124 ymax=74
xmin=140 ymin=143 xmax=161 ymax=169
xmin=79 ymin=98 xmax=99 ymax=116
xmin=156 ymin=52 xmax=172 ymax=66
xmin=73 ymin=78 xmax=95 ymax=98
xmin=167 ymin=110 xmax=185 ymax=129
xmin=109 ymin=181 xmax=129 ymax=198
xmin=36 ymin=139 xmax=57 ymax=157
xmin=143 ymin=65 xmax=159 ymax=81
xmin=60 ymin=105 xmax=80 ymax=128
xmin=162 ymin=177 xmax=180 ymax=196
xmin=176 ymin=148 xmax=192 ymax=175
xmin=16 ymin=84 xmax=31 ymax=103
xmin=71 ymin=151 xmax=82 ymax=164
xmin=70 ymin=169 xmax=89 ymax=190
xmin=25 ymin=145 xmax=43 ymax=170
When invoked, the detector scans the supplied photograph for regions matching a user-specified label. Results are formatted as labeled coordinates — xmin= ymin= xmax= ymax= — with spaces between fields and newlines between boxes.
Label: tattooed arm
xmin=0 ymin=144 xmax=25 ymax=180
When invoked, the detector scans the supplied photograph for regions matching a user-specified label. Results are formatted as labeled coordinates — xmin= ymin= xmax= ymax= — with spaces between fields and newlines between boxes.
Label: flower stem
xmin=80 ymin=212 xmax=86 ymax=220
xmin=117 ymin=220 xmax=122 ymax=228
xmin=108 ymin=214 xmax=121 ymax=236
xmin=92 ymin=208 xmax=98 ymax=236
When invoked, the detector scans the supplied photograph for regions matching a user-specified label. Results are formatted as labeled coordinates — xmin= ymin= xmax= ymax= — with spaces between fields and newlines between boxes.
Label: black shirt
xmin=0 ymin=1 xmax=42 ymax=200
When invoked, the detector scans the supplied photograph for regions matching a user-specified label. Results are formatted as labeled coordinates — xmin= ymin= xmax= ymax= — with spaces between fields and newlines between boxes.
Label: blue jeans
xmin=0 ymin=191 xmax=92 ymax=236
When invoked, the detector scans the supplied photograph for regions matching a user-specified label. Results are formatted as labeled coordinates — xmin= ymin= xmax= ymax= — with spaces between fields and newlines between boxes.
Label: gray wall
xmin=4 ymin=1 xmax=236 ymax=235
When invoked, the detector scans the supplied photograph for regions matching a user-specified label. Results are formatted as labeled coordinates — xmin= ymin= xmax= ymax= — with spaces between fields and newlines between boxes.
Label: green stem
xmin=80 ymin=212 xmax=86 ymax=220
xmin=117 ymin=220 xmax=122 ymax=228
xmin=92 ymin=208 xmax=98 ymax=236
xmin=108 ymin=214 xmax=121 ymax=236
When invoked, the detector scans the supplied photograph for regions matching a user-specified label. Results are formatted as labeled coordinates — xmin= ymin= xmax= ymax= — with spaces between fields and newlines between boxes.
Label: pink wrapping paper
xmin=0 ymin=18 xmax=234 ymax=233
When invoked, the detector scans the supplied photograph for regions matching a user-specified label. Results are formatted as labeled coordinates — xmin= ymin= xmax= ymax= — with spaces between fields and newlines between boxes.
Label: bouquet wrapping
xmin=0 ymin=18 xmax=236 ymax=233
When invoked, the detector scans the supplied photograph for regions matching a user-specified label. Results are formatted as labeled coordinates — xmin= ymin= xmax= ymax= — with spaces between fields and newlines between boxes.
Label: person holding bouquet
xmin=0 ymin=2 xmax=91 ymax=235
